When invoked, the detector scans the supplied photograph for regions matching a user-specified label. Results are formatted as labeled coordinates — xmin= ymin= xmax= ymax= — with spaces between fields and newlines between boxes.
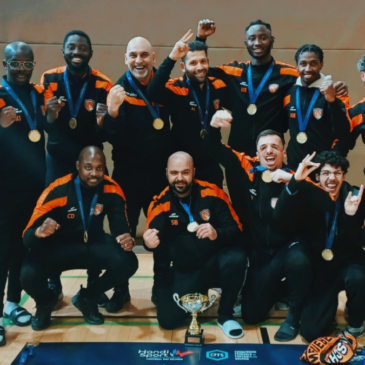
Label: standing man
xmin=21 ymin=147 xmax=138 ymax=331
xmin=0 ymin=42 xmax=47 ymax=346
xmin=103 ymin=37 xmax=171 ymax=311
xmin=283 ymin=44 xmax=350 ymax=170
xmin=143 ymin=152 xmax=246 ymax=339
xmin=146 ymin=30 xmax=229 ymax=188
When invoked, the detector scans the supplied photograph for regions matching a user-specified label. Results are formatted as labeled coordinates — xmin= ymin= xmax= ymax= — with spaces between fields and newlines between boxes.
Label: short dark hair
xmin=245 ymin=20 xmax=271 ymax=33
xmin=295 ymin=44 xmax=324 ymax=63
xmin=63 ymin=30 xmax=92 ymax=50
xmin=256 ymin=129 xmax=285 ymax=148
xmin=314 ymin=150 xmax=349 ymax=174
xmin=182 ymin=41 xmax=208 ymax=63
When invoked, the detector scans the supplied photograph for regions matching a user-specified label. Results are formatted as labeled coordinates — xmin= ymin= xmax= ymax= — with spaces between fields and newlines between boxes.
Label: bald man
xmin=144 ymin=152 xmax=247 ymax=339
xmin=21 ymin=146 xmax=138 ymax=331
xmin=102 ymin=36 xmax=171 ymax=311
xmin=0 ymin=41 xmax=47 ymax=345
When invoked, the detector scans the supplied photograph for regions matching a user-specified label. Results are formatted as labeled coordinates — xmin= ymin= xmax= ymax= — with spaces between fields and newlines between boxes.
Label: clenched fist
xmin=46 ymin=96 xmax=64 ymax=123
xmin=143 ymin=228 xmax=160 ymax=249
xmin=0 ymin=106 xmax=17 ymax=128
xmin=197 ymin=19 xmax=216 ymax=39
xmin=108 ymin=85 xmax=126 ymax=118
xmin=210 ymin=110 xmax=233 ymax=129
xmin=116 ymin=233 xmax=135 ymax=251
xmin=319 ymin=80 xmax=335 ymax=103
xmin=35 ymin=218 xmax=60 ymax=238
xmin=96 ymin=102 xmax=108 ymax=128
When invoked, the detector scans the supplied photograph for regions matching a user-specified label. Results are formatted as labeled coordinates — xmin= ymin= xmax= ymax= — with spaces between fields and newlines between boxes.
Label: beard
xmin=170 ymin=180 xmax=193 ymax=195
xmin=65 ymin=57 xmax=90 ymax=73
xmin=246 ymin=43 xmax=272 ymax=61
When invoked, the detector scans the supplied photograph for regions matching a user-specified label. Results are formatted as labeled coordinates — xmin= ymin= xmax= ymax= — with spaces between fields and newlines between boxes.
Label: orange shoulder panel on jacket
xmin=216 ymin=65 xmax=243 ymax=77
xmin=125 ymin=96 xmax=147 ymax=106
xmin=167 ymin=77 xmax=184 ymax=84
xmin=91 ymin=69 xmax=113 ymax=84
xmin=146 ymin=201 xmax=170 ymax=228
xmin=283 ymin=95 xmax=291 ymax=107
xmin=40 ymin=66 xmax=67 ymax=85
xmin=225 ymin=145 xmax=255 ymax=181
xmin=147 ymin=186 xmax=170 ymax=216
xmin=280 ymin=68 xmax=299 ymax=77
xmin=33 ymin=84 xmax=44 ymax=94
xmin=95 ymin=80 xmax=113 ymax=92
xmin=275 ymin=61 xmax=297 ymax=70
xmin=0 ymin=98 xmax=6 ymax=108
xmin=350 ymin=114 xmax=364 ymax=130
xmin=165 ymin=83 xmax=189 ymax=96
xmin=104 ymin=183 xmax=127 ymax=201
xmin=210 ymin=78 xmax=226 ymax=89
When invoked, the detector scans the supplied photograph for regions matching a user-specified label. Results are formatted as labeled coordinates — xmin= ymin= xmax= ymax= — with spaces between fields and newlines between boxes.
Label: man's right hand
xmin=0 ymin=106 xmax=17 ymax=128
xmin=197 ymin=19 xmax=216 ymax=39
xmin=35 ymin=218 xmax=60 ymax=238
xmin=46 ymin=96 xmax=64 ymax=123
xmin=169 ymin=29 xmax=194 ymax=61
xmin=294 ymin=152 xmax=320 ymax=182
xmin=143 ymin=228 xmax=160 ymax=249
xmin=210 ymin=110 xmax=232 ymax=129
xmin=108 ymin=85 xmax=126 ymax=118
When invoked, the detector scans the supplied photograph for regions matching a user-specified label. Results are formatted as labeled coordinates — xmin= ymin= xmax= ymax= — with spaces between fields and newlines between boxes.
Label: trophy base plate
xmin=185 ymin=329 xmax=204 ymax=347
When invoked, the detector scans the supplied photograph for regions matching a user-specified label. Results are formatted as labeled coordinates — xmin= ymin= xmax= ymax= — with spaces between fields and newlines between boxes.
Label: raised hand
xmin=0 ymin=106 xmax=17 ymax=128
xmin=195 ymin=223 xmax=217 ymax=240
xmin=333 ymin=81 xmax=348 ymax=97
xmin=35 ymin=218 xmax=60 ymax=238
xmin=270 ymin=169 xmax=293 ymax=184
xmin=197 ymin=19 xmax=216 ymax=39
xmin=96 ymin=102 xmax=108 ymax=127
xmin=46 ymin=96 xmax=64 ymax=123
xmin=169 ymin=29 xmax=194 ymax=61
xmin=143 ymin=228 xmax=160 ymax=249
xmin=116 ymin=233 xmax=135 ymax=251
xmin=319 ymin=80 xmax=335 ymax=103
xmin=294 ymin=152 xmax=320 ymax=181
xmin=108 ymin=85 xmax=126 ymax=118
xmin=210 ymin=110 xmax=233 ymax=128
xmin=344 ymin=184 xmax=364 ymax=216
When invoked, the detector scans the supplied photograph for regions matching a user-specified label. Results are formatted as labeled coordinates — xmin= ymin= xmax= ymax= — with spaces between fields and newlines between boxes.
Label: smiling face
xmin=316 ymin=164 xmax=345 ymax=198
xmin=180 ymin=50 xmax=209 ymax=85
xmin=245 ymin=25 xmax=274 ymax=62
xmin=76 ymin=150 xmax=106 ymax=188
xmin=3 ymin=46 xmax=34 ymax=85
xmin=256 ymin=134 xmax=286 ymax=171
xmin=297 ymin=51 xmax=323 ymax=87
xmin=63 ymin=35 xmax=93 ymax=74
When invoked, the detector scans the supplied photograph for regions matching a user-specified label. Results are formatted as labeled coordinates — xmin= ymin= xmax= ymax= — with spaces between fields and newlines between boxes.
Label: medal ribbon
xmin=180 ymin=195 xmax=195 ymax=223
xmin=74 ymin=176 xmax=98 ymax=239
xmin=296 ymin=87 xmax=320 ymax=133
xmin=1 ymin=78 xmax=37 ymax=131
xmin=63 ymin=67 xmax=90 ymax=119
xmin=126 ymin=70 xmax=160 ymax=119
xmin=186 ymin=78 xmax=210 ymax=130
xmin=247 ymin=60 xmax=275 ymax=105
xmin=325 ymin=199 xmax=341 ymax=250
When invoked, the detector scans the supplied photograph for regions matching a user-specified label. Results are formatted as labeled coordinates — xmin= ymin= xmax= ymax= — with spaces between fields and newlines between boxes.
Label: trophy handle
xmin=173 ymin=293 xmax=188 ymax=313
xmin=201 ymin=293 xmax=217 ymax=313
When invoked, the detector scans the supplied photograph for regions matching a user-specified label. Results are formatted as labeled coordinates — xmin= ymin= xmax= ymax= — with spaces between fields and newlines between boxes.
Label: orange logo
xmin=200 ymin=209 xmax=210 ymax=221
xmin=67 ymin=213 xmax=75 ymax=219
xmin=241 ymin=87 xmax=247 ymax=93
xmin=85 ymin=99 xmax=95 ymax=111
xmin=15 ymin=115 xmax=21 ymax=122
xmin=213 ymin=99 xmax=220 ymax=110
xmin=171 ymin=220 xmax=178 ymax=225
xmin=290 ymin=112 xmax=296 ymax=118
xmin=94 ymin=204 xmax=103 ymax=216
xmin=191 ymin=107 xmax=196 ymax=111
xmin=269 ymin=84 xmax=279 ymax=93
xmin=40 ymin=105 xmax=46 ymax=116
xmin=313 ymin=108 xmax=323 ymax=120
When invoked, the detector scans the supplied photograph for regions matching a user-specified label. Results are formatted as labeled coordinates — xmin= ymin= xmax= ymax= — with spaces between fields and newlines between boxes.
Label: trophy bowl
xmin=173 ymin=292 xmax=217 ymax=346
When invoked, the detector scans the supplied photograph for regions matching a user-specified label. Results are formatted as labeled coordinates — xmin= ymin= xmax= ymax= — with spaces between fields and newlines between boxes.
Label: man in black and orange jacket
xmin=143 ymin=152 xmax=247 ymax=339
xmin=21 ymin=147 xmax=138 ymax=332
xmin=146 ymin=31 xmax=229 ymax=188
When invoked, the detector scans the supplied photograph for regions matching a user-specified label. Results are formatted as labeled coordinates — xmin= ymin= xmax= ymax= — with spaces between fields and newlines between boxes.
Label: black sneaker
xmin=72 ymin=287 xmax=104 ymax=325
xmin=0 ymin=326 xmax=5 ymax=347
xmin=97 ymin=293 xmax=109 ymax=308
xmin=105 ymin=288 xmax=131 ymax=313
xmin=48 ymin=282 xmax=63 ymax=301
xmin=32 ymin=293 xmax=58 ymax=331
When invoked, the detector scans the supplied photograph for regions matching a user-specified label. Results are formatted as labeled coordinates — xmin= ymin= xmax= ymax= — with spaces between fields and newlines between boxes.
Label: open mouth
xmin=134 ymin=65 xmax=146 ymax=72
xmin=265 ymin=156 xmax=276 ymax=165
xmin=16 ymin=74 xmax=27 ymax=81
xmin=326 ymin=183 xmax=337 ymax=192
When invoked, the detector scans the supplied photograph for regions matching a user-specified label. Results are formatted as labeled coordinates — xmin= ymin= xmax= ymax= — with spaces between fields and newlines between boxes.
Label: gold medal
xmin=84 ymin=232 xmax=88 ymax=243
xmin=69 ymin=118 xmax=77 ymax=129
xmin=247 ymin=104 xmax=257 ymax=115
xmin=28 ymin=130 xmax=41 ymax=142
xmin=187 ymin=221 xmax=199 ymax=232
xmin=153 ymin=118 xmax=164 ymax=130
xmin=296 ymin=132 xmax=308 ymax=144
xmin=200 ymin=129 xmax=207 ymax=139
xmin=322 ymin=249 xmax=334 ymax=261
xmin=262 ymin=170 xmax=272 ymax=183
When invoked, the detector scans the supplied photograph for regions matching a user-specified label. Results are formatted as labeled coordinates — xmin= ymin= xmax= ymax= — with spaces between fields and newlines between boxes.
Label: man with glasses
xmin=0 ymin=42 xmax=47 ymax=346
xmin=274 ymin=150 xmax=365 ymax=340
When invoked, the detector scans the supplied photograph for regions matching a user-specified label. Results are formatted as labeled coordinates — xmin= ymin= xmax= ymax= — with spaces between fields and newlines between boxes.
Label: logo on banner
xmin=271 ymin=198 xmax=278 ymax=209
xmin=313 ymin=108 xmax=323 ymax=120
xmin=200 ymin=209 xmax=210 ymax=221
xmin=235 ymin=351 xmax=258 ymax=361
xmin=138 ymin=349 xmax=193 ymax=360
xmin=213 ymin=99 xmax=220 ymax=110
xmin=85 ymin=99 xmax=95 ymax=111
xmin=94 ymin=204 xmax=103 ymax=215
xmin=269 ymin=84 xmax=279 ymax=93
xmin=206 ymin=350 xmax=229 ymax=361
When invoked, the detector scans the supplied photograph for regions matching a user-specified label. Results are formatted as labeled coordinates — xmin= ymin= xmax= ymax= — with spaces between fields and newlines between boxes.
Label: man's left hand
xmin=116 ymin=233 xmax=135 ymax=251
xmin=320 ymin=80 xmax=336 ymax=102
xmin=333 ymin=81 xmax=348 ymax=97
xmin=271 ymin=169 xmax=293 ymax=184
xmin=195 ymin=223 xmax=217 ymax=240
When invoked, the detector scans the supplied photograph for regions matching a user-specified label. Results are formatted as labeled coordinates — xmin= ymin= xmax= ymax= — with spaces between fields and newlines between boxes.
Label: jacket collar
xmin=296 ymin=73 xmax=332 ymax=88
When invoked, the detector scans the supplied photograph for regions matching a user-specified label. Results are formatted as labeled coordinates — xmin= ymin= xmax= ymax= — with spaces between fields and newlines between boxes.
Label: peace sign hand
xmin=345 ymin=184 xmax=364 ymax=216
xmin=169 ymin=30 xmax=194 ymax=61
xmin=294 ymin=152 xmax=320 ymax=182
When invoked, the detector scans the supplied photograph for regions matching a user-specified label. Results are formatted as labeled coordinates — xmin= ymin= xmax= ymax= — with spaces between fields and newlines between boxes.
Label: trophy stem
xmin=188 ymin=312 xmax=201 ymax=336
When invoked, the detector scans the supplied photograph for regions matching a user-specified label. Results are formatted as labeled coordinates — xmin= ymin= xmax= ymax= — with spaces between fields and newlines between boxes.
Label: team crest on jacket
xmin=85 ymin=99 xmax=95 ymax=111
xmin=271 ymin=198 xmax=278 ymax=209
xmin=313 ymin=108 xmax=323 ymax=120
xmin=94 ymin=204 xmax=103 ymax=215
xmin=213 ymin=99 xmax=220 ymax=110
xmin=269 ymin=84 xmax=279 ymax=93
xmin=200 ymin=209 xmax=210 ymax=221
xmin=40 ymin=105 xmax=46 ymax=116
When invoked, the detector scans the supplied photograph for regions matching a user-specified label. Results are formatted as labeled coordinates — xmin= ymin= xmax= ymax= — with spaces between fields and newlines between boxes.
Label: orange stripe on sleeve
xmin=125 ymin=96 xmax=147 ymax=106
xmin=284 ymin=95 xmax=291 ymax=107
xmin=210 ymin=78 xmax=226 ymax=89
xmin=95 ymin=80 xmax=112 ymax=91
xmin=104 ymin=184 xmax=127 ymax=201
xmin=350 ymin=114 xmax=363 ymax=130
xmin=275 ymin=61 xmax=298 ymax=70
xmin=146 ymin=201 xmax=170 ymax=228
xmin=165 ymin=83 xmax=189 ymax=96
xmin=50 ymin=82 xmax=58 ymax=91
xmin=280 ymin=68 xmax=299 ymax=77
xmin=217 ymin=65 xmax=243 ymax=77
xmin=0 ymin=98 xmax=6 ymax=108
xmin=33 ymin=84 xmax=44 ymax=94
xmin=225 ymin=145 xmax=255 ymax=181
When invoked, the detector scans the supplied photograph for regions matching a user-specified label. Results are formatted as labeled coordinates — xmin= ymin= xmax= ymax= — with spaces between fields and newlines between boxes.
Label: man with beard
xmin=102 ymin=37 xmax=171 ymax=311
xmin=283 ymin=44 xmax=350 ymax=170
xmin=146 ymin=30 xmax=229 ymax=188
xmin=40 ymin=30 xmax=113 ymax=301
xmin=143 ymin=151 xmax=246 ymax=339
xmin=21 ymin=147 xmax=138 ymax=331
xmin=0 ymin=42 xmax=47 ymax=346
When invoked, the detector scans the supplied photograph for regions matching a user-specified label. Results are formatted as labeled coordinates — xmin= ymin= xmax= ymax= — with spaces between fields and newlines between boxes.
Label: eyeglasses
xmin=320 ymin=171 xmax=344 ymax=178
xmin=6 ymin=61 xmax=36 ymax=70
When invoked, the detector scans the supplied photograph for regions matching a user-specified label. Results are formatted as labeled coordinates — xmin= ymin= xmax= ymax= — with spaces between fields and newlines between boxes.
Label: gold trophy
xmin=173 ymin=292 xmax=217 ymax=346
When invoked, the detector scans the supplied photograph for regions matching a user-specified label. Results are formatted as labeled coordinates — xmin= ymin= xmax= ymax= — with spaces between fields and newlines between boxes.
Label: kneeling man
xmin=21 ymin=146 xmax=138 ymax=330
xmin=143 ymin=152 xmax=247 ymax=339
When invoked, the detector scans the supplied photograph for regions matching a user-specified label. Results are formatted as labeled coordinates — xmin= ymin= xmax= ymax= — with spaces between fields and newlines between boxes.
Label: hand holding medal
xmin=195 ymin=223 xmax=217 ymax=240
xmin=0 ymin=106 xmax=17 ymax=128
xmin=294 ymin=152 xmax=320 ymax=182
xmin=46 ymin=96 xmax=64 ymax=123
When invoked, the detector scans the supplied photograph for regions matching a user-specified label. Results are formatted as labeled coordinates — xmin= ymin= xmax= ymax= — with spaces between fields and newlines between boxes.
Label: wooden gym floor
xmin=0 ymin=250 xmax=361 ymax=364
